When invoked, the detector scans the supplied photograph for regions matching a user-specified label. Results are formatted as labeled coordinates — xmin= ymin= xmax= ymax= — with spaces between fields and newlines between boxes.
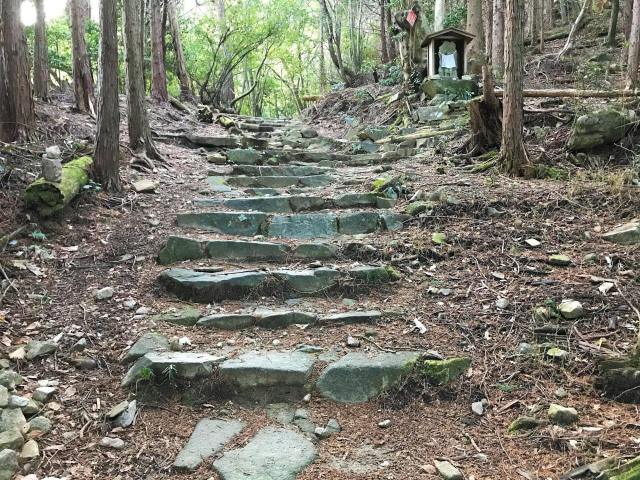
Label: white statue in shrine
xmin=438 ymin=41 xmax=458 ymax=78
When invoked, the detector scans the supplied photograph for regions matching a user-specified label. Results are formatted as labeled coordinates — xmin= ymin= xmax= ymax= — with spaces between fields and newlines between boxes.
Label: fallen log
xmin=495 ymin=89 xmax=640 ymax=98
xmin=376 ymin=128 xmax=458 ymax=144
xmin=169 ymin=96 xmax=192 ymax=114
xmin=24 ymin=156 xmax=93 ymax=217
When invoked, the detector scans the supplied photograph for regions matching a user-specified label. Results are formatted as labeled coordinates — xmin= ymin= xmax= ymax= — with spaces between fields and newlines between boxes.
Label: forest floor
xmin=1 ymin=23 xmax=640 ymax=480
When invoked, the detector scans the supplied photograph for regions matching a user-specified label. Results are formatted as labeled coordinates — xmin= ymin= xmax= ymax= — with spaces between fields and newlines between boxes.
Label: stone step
xmin=213 ymin=426 xmax=317 ymax=480
xmin=158 ymin=236 xmax=341 ymax=264
xmin=194 ymin=194 xmax=395 ymax=214
xmin=187 ymin=135 xmax=269 ymax=150
xmin=121 ymin=351 xmax=225 ymax=387
xmin=173 ymin=419 xmax=245 ymax=471
xmin=229 ymin=165 xmax=334 ymax=177
xmin=159 ymin=265 xmax=400 ymax=302
xmin=154 ymin=306 xmax=382 ymax=329
xmin=176 ymin=211 xmax=409 ymax=239
xmin=222 ymin=174 xmax=333 ymax=189
xmin=224 ymin=148 xmax=350 ymax=165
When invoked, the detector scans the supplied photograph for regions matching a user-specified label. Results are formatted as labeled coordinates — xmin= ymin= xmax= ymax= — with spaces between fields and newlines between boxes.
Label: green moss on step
xmin=417 ymin=357 xmax=471 ymax=385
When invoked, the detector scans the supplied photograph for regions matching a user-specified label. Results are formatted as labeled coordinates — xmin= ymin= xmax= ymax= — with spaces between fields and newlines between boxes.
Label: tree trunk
xmin=485 ymin=0 xmax=493 ymax=61
xmin=319 ymin=15 xmax=328 ymax=92
xmin=627 ymin=0 xmax=640 ymax=88
xmin=123 ymin=0 xmax=163 ymax=160
xmin=70 ymin=0 xmax=94 ymax=113
xmin=467 ymin=0 xmax=485 ymax=75
xmin=386 ymin=6 xmax=397 ymax=60
xmin=623 ymin=0 xmax=633 ymax=37
xmin=501 ymin=0 xmax=529 ymax=175
xmin=560 ymin=0 xmax=568 ymax=23
xmin=94 ymin=0 xmax=120 ymax=191
xmin=150 ymin=0 xmax=169 ymax=102
xmin=33 ymin=0 xmax=49 ymax=101
xmin=0 ymin=0 xmax=35 ymax=141
xmin=538 ymin=0 xmax=545 ymax=52
xmin=492 ymin=0 xmax=505 ymax=79
xmin=435 ymin=0 xmax=445 ymax=30
xmin=380 ymin=0 xmax=389 ymax=63
xmin=167 ymin=0 xmax=192 ymax=99
xmin=608 ymin=0 xmax=620 ymax=46
xmin=532 ymin=0 xmax=540 ymax=45
xmin=556 ymin=0 xmax=591 ymax=59
xmin=218 ymin=0 xmax=235 ymax=106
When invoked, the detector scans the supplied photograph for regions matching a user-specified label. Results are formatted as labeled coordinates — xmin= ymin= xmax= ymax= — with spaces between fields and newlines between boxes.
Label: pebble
xmin=558 ymin=299 xmax=585 ymax=319
xmin=495 ymin=298 xmax=510 ymax=309
xmin=123 ymin=299 xmax=137 ymax=310
xmin=28 ymin=416 xmax=52 ymax=435
xmin=8 ymin=395 xmax=29 ymax=408
xmin=20 ymin=440 xmax=40 ymax=461
xmin=555 ymin=387 xmax=568 ymax=399
xmin=136 ymin=306 xmax=151 ymax=316
xmin=346 ymin=336 xmax=360 ymax=347
xmin=303 ymin=394 xmax=311 ymax=403
xmin=71 ymin=338 xmax=88 ymax=352
xmin=0 ymin=385 xmax=8 ymax=408
xmin=525 ymin=238 xmax=541 ymax=248
xmin=378 ymin=419 xmax=392 ymax=429
xmin=471 ymin=401 xmax=484 ymax=416
xmin=548 ymin=403 xmax=578 ymax=425
xmin=94 ymin=287 xmax=114 ymax=300
xmin=99 ymin=437 xmax=125 ymax=450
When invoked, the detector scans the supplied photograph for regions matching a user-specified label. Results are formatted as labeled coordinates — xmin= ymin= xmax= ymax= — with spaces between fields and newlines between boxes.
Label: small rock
xmin=342 ymin=298 xmax=356 ymax=306
xmin=495 ymin=298 xmax=510 ymax=310
xmin=107 ymin=400 xmax=129 ymax=419
xmin=0 ymin=429 xmax=24 ymax=450
xmin=27 ymin=416 xmax=52 ymax=435
xmin=325 ymin=419 xmax=341 ymax=433
xmin=555 ymin=387 xmax=568 ymax=399
xmin=421 ymin=464 xmax=437 ymax=474
xmin=302 ymin=394 xmax=311 ymax=403
xmin=346 ymin=336 xmax=360 ymax=348
xmin=434 ymin=459 xmax=463 ymax=480
xmin=471 ymin=401 xmax=484 ymax=416
xmin=0 ymin=386 xmax=8 ymax=408
xmin=45 ymin=146 xmax=62 ymax=159
xmin=132 ymin=179 xmax=158 ymax=193
xmin=1 ymin=407 xmax=27 ymax=431
xmin=70 ymin=338 xmax=87 ymax=352
xmin=20 ymin=440 xmax=39 ymax=461
xmin=135 ymin=306 xmax=151 ymax=316
xmin=378 ymin=419 xmax=392 ymax=429
xmin=508 ymin=416 xmax=544 ymax=433
xmin=548 ymin=254 xmax=572 ymax=266
xmin=32 ymin=387 xmax=56 ymax=403
xmin=515 ymin=343 xmax=534 ymax=355
xmin=545 ymin=347 xmax=569 ymax=361
xmin=99 ymin=437 xmax=125 ymax=450
xmin=8 ymin=395 xmax=29 ymax=409
xmin=558 ymin=300 xmax=585 ymax=319
xmin=9 ymin=347 xmax=26 ymax=361
xmin=70 ymin=357 xmax=97 ymax=370
xmin=314 ymin=426 xmax=331 ymax=439
xmin=22 ymin=399 xmax=42 ymax=416
xmin=525 ymin=238 xmax=541 ymax=248
xmin=583 ymin=253 xmax=598 ymax=263
xmin=0 ymin=370 xmax=22 ymax=389
xmin=25 ymin=341 xmax=57 ymax=361
xmin=123 ymin=299 xmax=137 ymax=310
xmin=94 ymin=287 xmax=114 ymax=300
xmin=548 ymin=403 xmax=578 ymax=425
xmin=110 ymin=400 xmax=137 ymax=428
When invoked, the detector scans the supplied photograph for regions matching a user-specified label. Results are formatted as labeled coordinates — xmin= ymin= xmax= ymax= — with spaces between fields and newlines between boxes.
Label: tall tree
xmin=467 ymin=0 xmax=485 ymax=74
xmin=434 ymin=0 xmax=445 ymax=30
xmin=33 ymin=0 xmax=49 ymax=101
xmin=217 ymin=0 xmax=235 ymax=106
xmin=501 ymin=0 xmax=529 ymax=175
xmin=167 ymin=0 xmax=192 ymax=99
xmin=70 ymin=0 xmax=94 ymax=113
xmin=123 ymin=0 xmax=163 ymax=162
xmin=380 ymin=0 xmax=389 ymax=63
xmin=150 ymin=0 xmax=169 ymax=102
xmin=492 ymin=0 xmax=505 ymax=78
xmin=627 ymin=0 xmax=640 ymax=88
xmin=0 ymin=0 xmax=35 ymax=141
xmin=319 ymin=14 xmax=328 ymax=92
xmin=94 ymin=0 xmax=120 ymax=191
xmin=607 ymin=0 xmax=620 ymax=46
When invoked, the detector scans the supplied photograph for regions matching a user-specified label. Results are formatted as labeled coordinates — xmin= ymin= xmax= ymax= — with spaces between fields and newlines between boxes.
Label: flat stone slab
xmin=174 ymin=419 xmax=245 ymax=471
xmin=316 ymin=352 xmax=423 ymax=403
xmin=231 ymin=165 xmax=333 ymax=177
xmin=159 ymin=266 xmax=398 ymax=302
xmin=321 ymin=311 xmax=381 ymax=324
xmin=187 ymin=134 xmax=242 ymax=149
xmin=176 ymin=212 xmax=268 ymax=236
xmin=220 ymin=351 xmax=316 ymax=402
xmin=124 ymin=333 xmax=170 ymax=363
xmin=269 ymin=213 xmax=338 ymax=239
xmin=215 ymin=194 xmax=392 ymax=214
xmin=158 ymin=236 xmax=340 ymax=264
xmin=602 ymin=221 xmax=640 ymax=245
xmin=225 ymin=174 xmax=333 ymax=188
xmin=213 ymin=426 xmax=317 ymax=480
xmin=122 ymin=352 xmax=224 ymax=388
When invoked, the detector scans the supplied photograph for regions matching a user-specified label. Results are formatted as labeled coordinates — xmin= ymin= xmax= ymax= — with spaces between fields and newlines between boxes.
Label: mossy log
xmin=24 ymin=156 xmax=93 ymax=217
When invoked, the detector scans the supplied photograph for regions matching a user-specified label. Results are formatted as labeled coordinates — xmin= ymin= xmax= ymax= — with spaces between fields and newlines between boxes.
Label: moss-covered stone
xmin=152 ymin=307 xmax=202 ymax=326
xmin=608 ymin=455 xmax=640 ymax=480
xmin=418 ymin=357 xmax=471 ymax=385
xmin=507 ymin=416 xmax=543 ymax=434
xmin=158 ymin=236 xmax=206 ymax=265
xmin=568 ymin=108 xmax=636 ymax=151
xmin=406 ymin=201 xmax=434 ymax=216
xmin=421 ymin=78 xmax=479 ymax=100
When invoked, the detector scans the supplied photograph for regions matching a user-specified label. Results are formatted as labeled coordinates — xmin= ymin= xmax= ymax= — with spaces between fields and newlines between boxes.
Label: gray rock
xmin=346 ymin=336 xmax=360 ymax=348
xmin=471 ymin=401 xmax=485 ymax=416
xmin=157 ymin=236 xmax=206 ymax=264
xmin=0 ymin=408 xmax=26 ymax=432
xmin=110 ymin=400 xmax=137 ymax=428
xmin=27 ymin=416 xmax=52 ymax=435
xmin=326 ymin=419 xmax=341 ymax=433
xmin=187 ymin=135 xmax=242 ymax=149
xmin=41 ymin=157 xmax=62 ymax=183
xmin=269 ymin=213 xmax=338 ymax=239
xmin=292 ymin=243 xmax=338 ymax=260
xmin=21 ymin=399 xmax=42 ymax=416
xmin=45 ymin=145 xmax=62 ymax=159
xmin=558 ymin=300 xmax=585 ymax=319
xmin=7 ymin=396 xmax=28 ymax=409
xmin=219 ymin=351 xmax=315 ymax=402
xmin=25 ymin=341 xmax=57 ymax=361
xmin=32 ymin=386 xmax=56 ymax=403
xmin=227 ymin=148 xmax=262 ymax=165
xmin=434 ymin=460 xmax=463 ymax=480
xmin=122 ymin=352 xmax=224 ymax=388
xmin=124 ymin=333 xmax=170 ymax=363
xmin=337 ymin=212 xmax=381 ymax=235
xmin=266 ymin=404 xmax=295 ymax=424
xmin=0 ymin=429 xmax=24 ymax=450
xmin=316 ymin=352 xmax=422 ymax=403
xmin=0 ymin=387 xmax=7 ymax=408
xmin=174 ymin=419 xmax=244 ymax=471
xmin=548 ymin=403 xmax=578 ymax=425
xmin=213 ymin=427 xmax=317 ymax=480
xmin=568 ymin=108 xmax=636 ymax=151
xmin=205 ymin=240 xmax=289 ymax=261
xmin=0 ymin=449 xmax=18 ymax=480
xmin=197 ymin=313 xmax=255 ymax=330
xmin=378 ymin=419 xmax=392 ymax=428
xmin=548 ymin=254 xmax=572 ymax=267
xmin=224 ymin=196 xmax=293 ymax=213
xmin=603 ymin=222 xmax=640 ymax=245
xmin=99 ymin=437 xmax=125 ymax=450
xmin=94 ymin=287 xmax=115 ymax=300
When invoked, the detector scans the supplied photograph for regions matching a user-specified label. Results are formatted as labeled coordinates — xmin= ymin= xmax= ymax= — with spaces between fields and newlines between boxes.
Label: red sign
xmin=407 ymin=9 xmax=417 ymax=27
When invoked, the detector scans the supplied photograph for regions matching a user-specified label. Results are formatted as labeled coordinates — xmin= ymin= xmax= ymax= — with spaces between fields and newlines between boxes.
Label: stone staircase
xmin=121 ymin=116 xmax=469 ymax=478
